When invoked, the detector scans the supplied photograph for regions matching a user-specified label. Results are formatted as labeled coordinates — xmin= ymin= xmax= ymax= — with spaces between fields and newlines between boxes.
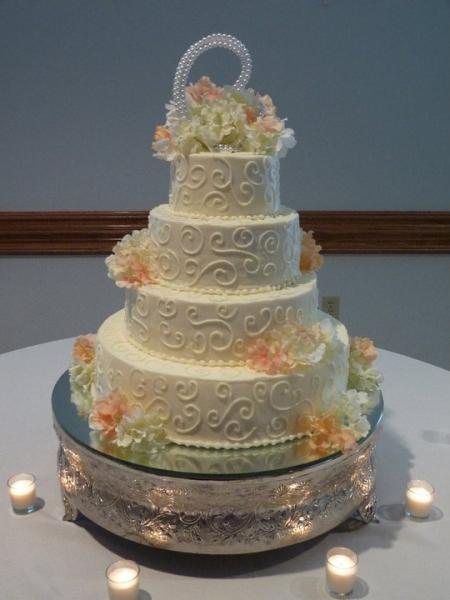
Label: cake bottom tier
xmin=96 ymin=311 xmax=349 ymax=449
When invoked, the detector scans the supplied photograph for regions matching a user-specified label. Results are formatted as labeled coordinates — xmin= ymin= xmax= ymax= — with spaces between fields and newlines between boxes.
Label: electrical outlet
xmin=322 ymin=296 xmax=340 ymax=319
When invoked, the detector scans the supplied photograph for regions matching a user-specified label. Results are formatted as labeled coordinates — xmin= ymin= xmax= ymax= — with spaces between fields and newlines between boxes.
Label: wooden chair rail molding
xmin=0 ymin=211 xmax=449 ymax=255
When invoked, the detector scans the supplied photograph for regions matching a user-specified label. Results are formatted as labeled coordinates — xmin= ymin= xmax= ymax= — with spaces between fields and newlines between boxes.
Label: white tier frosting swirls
xmin=125 ymin=275 xmax=318 ymax=365
xmin=169 ymin=153 xmax=280 ymax=217
xmin=148 ymin=204 xmax=301 ymax=292
xmin=95 ymin=311 xmax=349 ymax=449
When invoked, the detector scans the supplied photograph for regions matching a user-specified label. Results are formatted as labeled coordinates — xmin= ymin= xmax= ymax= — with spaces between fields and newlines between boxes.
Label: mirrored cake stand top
xmin=52 ymin=372 xmax=383 ymax=481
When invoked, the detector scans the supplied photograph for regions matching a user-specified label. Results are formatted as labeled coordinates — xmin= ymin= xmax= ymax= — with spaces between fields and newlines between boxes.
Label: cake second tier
xmin=149 ymin=204 xmax=301 ymax=292
xmin=125 ymin=274 xmax=318 ymax=365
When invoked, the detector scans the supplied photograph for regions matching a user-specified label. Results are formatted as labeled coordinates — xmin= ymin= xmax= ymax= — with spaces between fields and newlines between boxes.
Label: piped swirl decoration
xmin=148 ymin=205 xmax=301 ymax=291
xmin=125 ymin=277 xmax=318 ymax=365
xmin=169 ymin=154 xmax=281 ymax=217
xmin=91 ymin=311 xmax=351 ymax=449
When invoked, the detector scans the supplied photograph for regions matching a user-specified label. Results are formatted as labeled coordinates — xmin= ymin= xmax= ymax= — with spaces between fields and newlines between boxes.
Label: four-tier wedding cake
xmin=69 ymin=35 xmax=382 ymax=456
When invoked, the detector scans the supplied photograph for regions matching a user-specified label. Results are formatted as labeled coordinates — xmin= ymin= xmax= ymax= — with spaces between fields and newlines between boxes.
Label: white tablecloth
xmin=1 ymin=339 xmax=449 ymax=599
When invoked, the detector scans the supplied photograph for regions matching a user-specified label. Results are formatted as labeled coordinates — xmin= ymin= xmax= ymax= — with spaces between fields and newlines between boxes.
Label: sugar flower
xmin=245 ymin=334 xmax=294 ymax=375
xmin=89 ymin=391 xmax=128 ymax=441
xmin=300 ymin=231 xmax=324 ymax=273
xmin=321 ymin=389 xmax=371 ymax=437
xmin=350 ymin=337 xmax=378 ymax=366
xmin=70 ymin=361 xmax=96 ymax=417
xmin=348 ymin=336 xmax=383 ymax=393
xmin=70 ymin=334 xmax=97 ymax=417
xmin=186 ymin=76 xmax=224 ymax=103
xmin=152 ymin=126 xmax=174 ymax=161
xmin=106 ymin=228 xmax=157 ymax=288
xmin=246 ymin=319 xmax=340 ymax=374
xmin=115 ymin=405 xmax=167 ymax=450
xmin=297 ymin=388 xmax=370 ymax=458
xmin=152 ymin=78 xmax=296 ymax=160
xmin=88 ymin=390 xmax=168 ymax=450
xmin=297 ymin=413 xmax=358 ymax=457
xmin=72 ymin=334 xmax=96 ymax=365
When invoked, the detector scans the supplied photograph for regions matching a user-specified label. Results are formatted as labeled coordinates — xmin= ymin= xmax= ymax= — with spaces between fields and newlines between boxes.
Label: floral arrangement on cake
xmin=245 ymin=319 xmax=340 ymax=375
xmin=297 ymin=389 xmax=371 ymax=458
xmin=300 ymin=230 xmax=324 ymax=273
xmin=69 ymin=334 xmax=97 ymax=417
xmin=89 ymin=391 xmax=167 ymax=451
xmin=106 ymin=229 xmax=157 ymax=289
xmin=69 ymin=336 xmax=167 ymax=451
xmin=348 ymin=336 xmax=383 ymax=393
xmin=152 ymin=76 xmax=296 ymax=160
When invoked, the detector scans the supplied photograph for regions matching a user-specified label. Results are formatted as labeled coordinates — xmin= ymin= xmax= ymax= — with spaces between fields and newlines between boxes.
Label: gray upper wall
xmin=1 ymin=0 xmax=450 ymax=212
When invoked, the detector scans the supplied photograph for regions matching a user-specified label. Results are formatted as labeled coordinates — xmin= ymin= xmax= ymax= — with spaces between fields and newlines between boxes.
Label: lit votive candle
xmin=7 ymin=473 xmax=37 ymax=514
xmin=405 ymin=480 xmax=434 ymax=519
xmin=106 ymin=560 xmax=140 ymax=600
xmin=326 ymin=547 xmax=358 ymax=596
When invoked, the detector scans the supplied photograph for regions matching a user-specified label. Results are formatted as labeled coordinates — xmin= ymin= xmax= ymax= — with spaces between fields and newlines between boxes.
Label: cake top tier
xmin=152 ymin=33 xmax=296 ymax=161
xmin=169 ymin=152 xmax=280 ymax=217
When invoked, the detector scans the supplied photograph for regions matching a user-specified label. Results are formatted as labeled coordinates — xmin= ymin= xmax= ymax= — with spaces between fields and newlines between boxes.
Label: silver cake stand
xmin=53 ymin=372 xmax=382 ymax=554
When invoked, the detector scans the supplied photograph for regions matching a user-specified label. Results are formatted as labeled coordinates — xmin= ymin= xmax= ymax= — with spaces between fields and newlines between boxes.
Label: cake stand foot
xmin=57 ymin=443 xmax=80 ymax=521
xmin=62 ymin=491 xmax=79 ymax=522
xmin=354 ymin=489 xmax=377 ymax=524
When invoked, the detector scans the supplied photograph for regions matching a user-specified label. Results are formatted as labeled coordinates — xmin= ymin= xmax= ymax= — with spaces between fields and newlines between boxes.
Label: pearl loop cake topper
xmin=172 ymin=33 xmax=253 ymax=117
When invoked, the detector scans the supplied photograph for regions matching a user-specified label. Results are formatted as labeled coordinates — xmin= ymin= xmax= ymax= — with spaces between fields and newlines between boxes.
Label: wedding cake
xmin=69 ymin=34 xmax=382 ymax=456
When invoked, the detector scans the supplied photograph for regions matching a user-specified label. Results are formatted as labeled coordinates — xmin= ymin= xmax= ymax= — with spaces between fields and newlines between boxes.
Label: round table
xmin=1 ymin=339 xmax=449 ymax=599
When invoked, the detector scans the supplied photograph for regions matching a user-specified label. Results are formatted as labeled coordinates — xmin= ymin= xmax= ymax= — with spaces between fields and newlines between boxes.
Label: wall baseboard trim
xmin=0 ymin=211 xmax=449 ymax=255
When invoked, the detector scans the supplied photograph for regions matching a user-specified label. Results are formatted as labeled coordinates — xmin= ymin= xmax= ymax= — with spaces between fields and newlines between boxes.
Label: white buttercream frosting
xmin=95 ymin=311 xmax=349 ymax=449
xmin=125 ymin=275 xmax=318 ymax=365
xmin=148 ymin=204 xmax=301 ymax=292
xmin=169 ymin=153 xmax=280 ymax=217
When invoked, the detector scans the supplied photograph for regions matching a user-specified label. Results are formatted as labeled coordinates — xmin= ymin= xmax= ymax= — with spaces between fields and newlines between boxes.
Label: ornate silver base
xmin=56 ymin=424 xmax=377 ymax=554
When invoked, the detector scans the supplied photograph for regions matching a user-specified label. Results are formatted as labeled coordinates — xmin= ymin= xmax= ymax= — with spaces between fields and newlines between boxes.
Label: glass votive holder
xmin=106 ymin=560 xmax=140 ymax=600
xmin=405 ymin=480 xmax=434 ymax=519
xmin=326 ymin=546 xmax=358 ymax=597
xmin=7 ymin=473 xmax=37 ymax=514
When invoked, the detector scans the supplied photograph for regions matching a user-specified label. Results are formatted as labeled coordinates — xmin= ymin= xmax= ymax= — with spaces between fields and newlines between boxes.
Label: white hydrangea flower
xmin=115 ymin=405 xmax=167 ymax=450
xmin=105 ymin=229 xmax=157 ymax=289
xmin=69 ymin=361 xmax=96 ymax=417
xmin=323 ymin=389 xmax=371 ymax=439
xmin=276 ymin=126 xmax=297 ymax=158
xmin=348 ymin=359 xmax=383 ymax=393
xmin=152 ymin=80 xmax=296 ymax=160
xmin=246 ymin=318 xmax=342 ymax=374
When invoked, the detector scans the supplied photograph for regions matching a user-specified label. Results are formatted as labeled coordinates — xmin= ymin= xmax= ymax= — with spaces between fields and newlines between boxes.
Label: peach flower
xmin=89 ymin=391 xmax=128 ymax=441
xmin=153 ymin=125 xmax=171 ymax=142
xmin=350 ymin=337 xmax=378 ymax=366
xmin=259 ymin=94 xmax=276 ymax=116
xmin=297 ymin=413 xmax=357 ymax=457
xmin=246 ymin=335 xmax=293 ymax=375
xmin=245 ymin=105 xmax=258 ymax=124
xmin=246 ymin=320 xmax=338 ymax=375
xmin=72 ymin=334 xmax=96 ymax=364
xmin=256 ymin=115 xmax=284 ymax=133
xmin=186 ymin=76 xmax=224 ymax=103
xmin=115 ymin=255 xmax=155 ymax=287
xmin=300 ymin=230 xmax=324 ymax=273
